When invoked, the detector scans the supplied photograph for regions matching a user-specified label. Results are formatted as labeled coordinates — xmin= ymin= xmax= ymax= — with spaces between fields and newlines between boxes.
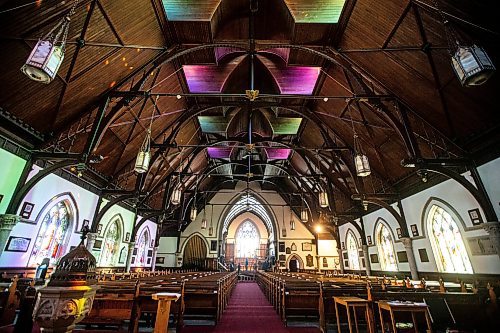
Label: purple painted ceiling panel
xmin=207 ymin=147 xmax=232 ymax=159
xmin=265 ymin=148 xmax=291 ymax=160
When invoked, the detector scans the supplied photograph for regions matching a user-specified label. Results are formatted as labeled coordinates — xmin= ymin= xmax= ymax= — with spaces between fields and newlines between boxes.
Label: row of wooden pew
xmin=0 ymin=270 xmax=237 ymax=332
xmin=256 ymin=271 xmax=499 ymax=332
xmin=78 ymin=270 xmax=237 ymax=332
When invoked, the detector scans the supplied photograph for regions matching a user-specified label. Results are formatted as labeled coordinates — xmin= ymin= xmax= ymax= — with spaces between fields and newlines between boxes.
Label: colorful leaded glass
xmin=346 ymin=231 xmax=360 ymax=270
xmin=428 ymin=205 xmax=473 ymax=273
xmin=236 ymin=220 xmax=260 ymax=258
xmin=376 ymin=223 xmax=398 ymax=271
xmin=100 ymin=220 xmax=120 ymax=266
xmin=137 ymin=229 xmax=149 ymax=266
xmin=29 ymin=200 xmax=71 ymax=267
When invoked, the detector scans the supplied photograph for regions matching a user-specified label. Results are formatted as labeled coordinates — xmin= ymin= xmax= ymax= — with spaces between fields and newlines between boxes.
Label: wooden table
xmin=333 ymin=296 xmax=374 ymax=333
xmin=377 ymin=301 xmax=432 ymax=333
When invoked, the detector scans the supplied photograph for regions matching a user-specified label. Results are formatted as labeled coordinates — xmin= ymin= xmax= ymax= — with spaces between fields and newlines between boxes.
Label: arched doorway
xmin=287 ymin=254 xmax=303 ymax=272
xmin=183 ymin=234 xmax=207 ymax=268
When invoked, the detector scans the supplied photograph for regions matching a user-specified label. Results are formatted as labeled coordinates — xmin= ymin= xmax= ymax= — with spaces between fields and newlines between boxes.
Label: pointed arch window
xmin=100 ymin=220 xmax=121 ymax=266
xmin=137 ymin=228 xmax=150 ymax=266
xmin=346 ymin=230 xmax=360 ymax=270
xmin=236 ymin=220 xmax=260 ymax=258
xmin=376 ymin=222 xmax=398 ymax=271
xmin=428 ymin=205 xmax=473 ymax=273
xmin=28 ymin=200 xmax=73 ymax=267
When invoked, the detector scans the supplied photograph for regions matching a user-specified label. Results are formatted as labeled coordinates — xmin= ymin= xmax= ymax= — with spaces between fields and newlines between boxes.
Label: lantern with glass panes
xmin=281 ymin=207 xmax=287 ymax=238
xmin=289 ymin=208 xmax=295 ymax=231
xmin=21 ymin=0 xmax=82 ymax=83
xmin=134 ymin=96 xmax=158 ymax=173
xmin=434 ymin=0 xmax=495 ymax=86
xmin=208 ymin=205 xmax=214 ymax=236
xmin=300 ymin=195 xmax=308 ymax=223
xmin=171 ymin=180 xmax=183 ymax=206
xmin=201 ymin=198 xmax=207 ymax=230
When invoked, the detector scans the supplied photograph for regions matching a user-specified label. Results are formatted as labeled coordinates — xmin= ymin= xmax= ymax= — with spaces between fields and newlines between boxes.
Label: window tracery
xmin=236 ymin=220 xmax=260 ymax=258
xmin=376 ymin=222 xmax=398 ymax=271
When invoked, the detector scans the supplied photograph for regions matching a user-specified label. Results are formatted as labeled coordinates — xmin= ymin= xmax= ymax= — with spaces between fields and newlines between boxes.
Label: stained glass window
xmin=376 ymin=223 xmax=398 ymax=271
xmin=346 ymin=231 xmax=360 ymax=270
xmin=100 ymin=220 xmax=120 ymax=266
xmin=428 ymin=205 xmax=473 ymax=273
xmin=236 ymin=220 xmax=260 ymax=258
xmin=29 ymin=200 xmax=72 ymax=267
xmin=137 ymin=229 xmax=149 ymax=266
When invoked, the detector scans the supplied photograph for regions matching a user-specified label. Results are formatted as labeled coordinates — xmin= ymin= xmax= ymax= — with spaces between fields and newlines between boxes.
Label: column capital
xmin=400 ymin=237 xmax=413 ymax=248
xmin=0 ymin=214 xmax=20 ymax=230
xmin=483 ymin=222 xmax=500 ymax=238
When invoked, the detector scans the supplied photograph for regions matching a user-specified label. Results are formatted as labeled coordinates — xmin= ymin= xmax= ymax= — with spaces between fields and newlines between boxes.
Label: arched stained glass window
xmin=376 ymin=222 xmax=398 ymax=271
xmin=100 ymin=220 xmax=121 ymax=266
xmin=29 ymin=200 xmax=72 ymax=267
xmin=428 ymin=205 xmax=473 ymax=273
xmin=236 ymin=220 xmax=260 ymax=258
xmin=346 ymin=231 xmax=360 ymax=270
xmin=137 ymin=228 xmax=150 ymax=266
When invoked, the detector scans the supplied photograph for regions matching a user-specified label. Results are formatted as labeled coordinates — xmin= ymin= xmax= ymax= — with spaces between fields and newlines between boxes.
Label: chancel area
xmin=0 ymin=0 xmax=499 ymax=332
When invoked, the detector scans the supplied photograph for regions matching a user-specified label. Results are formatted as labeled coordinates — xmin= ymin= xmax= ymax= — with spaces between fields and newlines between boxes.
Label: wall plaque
xmin=5 ymin=236 xmax=31 ymax=252
xmin=418 ymin=248 xmax=429 ymax=262
xmin=302 ymin=242 xmax=312 ymax=251
xmin=156 ymin=257 xmax=165 ymax=264
xmin=279 ymin=242 xmax=285 ymax=252
xmin=396 ymin=251 xmax=408 ymax=263
xmin=210 ymin=240 xmax=217 ymax=252
xmin=306 ymin=254 xmax=314 ymax=267
xmin=468 ymin=236 xmax=497 ymax=255
xmin=370 ymin=254 xmax=379 ymax=263
xmin=93 ymin=239 xmax=102 ymax=249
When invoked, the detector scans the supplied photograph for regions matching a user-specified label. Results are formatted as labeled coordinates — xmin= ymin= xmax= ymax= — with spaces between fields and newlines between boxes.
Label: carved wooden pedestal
xmin=152 ymin=292 xmax=181 ymax=333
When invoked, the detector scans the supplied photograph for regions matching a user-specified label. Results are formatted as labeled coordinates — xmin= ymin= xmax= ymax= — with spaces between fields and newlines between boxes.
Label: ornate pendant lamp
xmin=434 ymin=0 xmax=495 ymax=86
xmin=281 ymin=207 xmax=287 ymax=238
xmin=318 ymin=191 xmax=329 ymax=208
xmin=171 ymin=180 xmax=182 ymax=206
xmin=300 ymin=195 xmax=308 ymax=223
xmin=135 ymin=96 xmax=158 ymax=173
xmin=201 ymin=197 xmax=207 ymax=230
xmin=349 ymin=103 xmax=371 ymax=177
xmin=289 ymin=208 xmax=295 ymax=231
xmin=208 ymin=204 xmax=214 ymax=236
xmin=21 ymin=1 xmax=81 ymax=83
xmin=190 ymin=178 xmax=198 ymax=221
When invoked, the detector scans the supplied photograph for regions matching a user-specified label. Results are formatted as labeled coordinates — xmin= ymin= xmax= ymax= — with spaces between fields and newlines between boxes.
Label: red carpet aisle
xmin=182 ymin=282 xmax=320 ymax=333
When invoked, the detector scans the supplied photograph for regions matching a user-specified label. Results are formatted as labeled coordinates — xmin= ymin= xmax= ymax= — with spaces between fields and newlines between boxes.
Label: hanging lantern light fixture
xmin=318 ymin=191 xmax=329 ymax=208
xmin=300 ymin=195 xmax=308 ymax=223
xmin=208 ymin=204 xmax=214 ymax=236
xmin=281 ymin=207 xmax=287 ymax=238
xmin=171 ymin=183 xmax=182 ymax=206
xmin=135 ymin=96 xmax=158 ymax=174
xmin=201 ymin=197 xmax=207 ymax=230
xmin=21 ymin=0 xmax=81 ymax=83
xmin=431 ymin=0 xmax=495 ymax=86
xmin=353 ymin=134 xmax=371 ymax=177
xmin=190 ymin=206 xmax=197 ymax=221
xmin=289 ymin=208 xmax=295 ymax=231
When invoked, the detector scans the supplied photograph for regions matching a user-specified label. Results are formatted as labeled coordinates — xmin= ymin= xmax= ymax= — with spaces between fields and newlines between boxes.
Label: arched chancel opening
xmin=375 ymin=221 xmax=398 ymax=271
xmin=346 ymin=230 xmax=360 ymax=271
xmin=99 ymin=217 xmax=122 ymax=267
xmin=427 ymin=204 xmax=473 ymax=274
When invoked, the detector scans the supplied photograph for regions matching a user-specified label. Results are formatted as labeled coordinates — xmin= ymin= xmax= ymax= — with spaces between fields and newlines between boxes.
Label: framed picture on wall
xmin=396 ymin=228 xmax=402 ymax=239
xmin=322 ymin=258 xmax=328 ymax=267
xmin=96 ymin=223 xmax=103 ymax=234
xmin=370 ymin=254 xmax=379 ymax=264
xmin=278 ymin=254 xmax=286 ymax=261
xmin=20 ymin=202 xmax=35 ymax=219
xmin=302 ymin=243 xmax=312 ymax=251
xmin=410 ymin=224 xmax=419 ymax=237
xmin=156 ymin=257 xmax=165 ymax=264
xmin=210 ymin=240 xmax=217 ymax=252
xmin=131 ymin=257 xmax=135 ymax=264
xmin=306 ymin=254 xmax=314 ymax=267
xmin=291 ymin=243 xmax=297 ymax=251
xmin=125 ymin=232 xmax=130 ymax=242
xmin=147 ymin=258 xmax=151 ymax=265
xmin=76 ymin=219 xmax=89 ymax=233
xmin=5 ymin=236 xmax=31 ymax=252
xmin=133 ymin=248 xmax=138 ymax=255
xmin=147 ymin=250 xmax=153 ymax=257
xmin=468 ymin=208 xmax=483 ymax=225
xmin=285 ymin=247 xmax=291 ymax=254
xmin=278 ymin=242 xmax=285 ymax=252
xmin=367 ymin=236 xmax=372 ymax=245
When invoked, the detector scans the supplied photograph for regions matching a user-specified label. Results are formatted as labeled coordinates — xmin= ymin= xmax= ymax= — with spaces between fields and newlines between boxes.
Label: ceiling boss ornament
xmin=21 ymin=0 xmax=81 ymax=83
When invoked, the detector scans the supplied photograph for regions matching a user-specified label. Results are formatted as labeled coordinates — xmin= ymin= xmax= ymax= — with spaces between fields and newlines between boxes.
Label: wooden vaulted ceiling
xmin=0 ymin=0 xmax=498 ymax=228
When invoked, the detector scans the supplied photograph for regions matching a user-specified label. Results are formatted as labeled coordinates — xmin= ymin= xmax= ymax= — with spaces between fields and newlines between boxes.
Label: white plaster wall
xmin=156 ymin=237 xmax=178 ymax=268
xmin=339 ymin=157 xmax=500 ymax=275
xmin=0 ymin=167 xmax=99 ymax=267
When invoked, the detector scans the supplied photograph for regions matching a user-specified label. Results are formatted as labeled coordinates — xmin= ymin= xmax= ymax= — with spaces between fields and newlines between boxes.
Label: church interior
xmin=0 ymin=0 xmax=499 ymax=332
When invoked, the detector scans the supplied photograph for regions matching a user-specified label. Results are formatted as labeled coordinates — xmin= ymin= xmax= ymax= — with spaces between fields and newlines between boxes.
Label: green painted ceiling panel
xmin=284 ymin=0 xmax=346 ymax=24
xmin=198 ymin=116 xmax=229 ymax=133
xmin=270 ymin=117 xmax=302 ymax=135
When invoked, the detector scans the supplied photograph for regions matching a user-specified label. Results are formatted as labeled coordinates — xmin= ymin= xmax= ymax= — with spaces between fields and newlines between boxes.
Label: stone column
xmin=316 ymin=255 xmax=321 ymax=273
xmin=361 ymin=244 xmax=371 ymax=276
xmin=0 ymin=214 xmax=20 ymax=256
xmin=401 ymin=237 xmax=418 ymax=280
xmin=483 ymin=222 xmax=500 ymax=259
xmin=125 ymin=242 xmax=136 ymax=272
xmin=337 ymin=248 xmax=345 ymax=274
xmin=151 ymin=247 xmax=159 ymax=271
xmin=85 ymin=232 xmax=98 ymax=251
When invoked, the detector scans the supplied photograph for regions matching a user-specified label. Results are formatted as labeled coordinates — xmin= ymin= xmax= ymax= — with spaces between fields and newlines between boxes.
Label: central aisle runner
xmin=182 ymin=282 xmax=320 ymax=333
